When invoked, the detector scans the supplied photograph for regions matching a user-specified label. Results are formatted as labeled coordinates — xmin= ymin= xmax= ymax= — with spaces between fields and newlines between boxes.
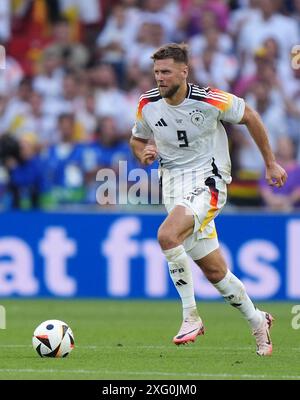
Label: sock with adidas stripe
xmin=163 ymin=245 xmax=199 ymax=321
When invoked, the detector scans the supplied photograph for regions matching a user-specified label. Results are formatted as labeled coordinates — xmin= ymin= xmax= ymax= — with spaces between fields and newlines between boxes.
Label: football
xmin=32 ymin=319 xmax=75 ymax=358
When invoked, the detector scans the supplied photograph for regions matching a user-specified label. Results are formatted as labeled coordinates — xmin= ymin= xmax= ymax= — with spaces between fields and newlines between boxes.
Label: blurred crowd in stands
xmin=0 ymin=0 xmax=299 ymax=210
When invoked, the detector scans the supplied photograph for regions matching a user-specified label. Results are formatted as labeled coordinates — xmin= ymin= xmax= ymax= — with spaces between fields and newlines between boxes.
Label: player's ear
xmin=181 ymin=65 xmax=188 ymax=79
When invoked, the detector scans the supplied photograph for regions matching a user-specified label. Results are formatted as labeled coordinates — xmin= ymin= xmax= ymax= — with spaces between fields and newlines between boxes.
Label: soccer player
xmin=129 ymin=43 xmax=287 ymax=356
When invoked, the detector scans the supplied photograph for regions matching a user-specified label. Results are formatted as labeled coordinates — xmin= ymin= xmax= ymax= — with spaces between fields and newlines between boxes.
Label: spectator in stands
xmin=93 ymin=115 xmax=133 ymax=173
xmin=43 ymin=113 xmax=89 ymax=204
xmin=238 ymin=0 xmax=299 ymax=75
xmin=43 ymin=73 xmax=84 ymax=125
xmin=76 ymin=91 xmax=98 ymax=141
xmin=25 ymin=91 xmax=57 ymax=146
xmin=35 ymin=70 xmax=88 ymax=144
xmin=57 ymin=0 xmax=103 ymax=28
xmin=127 ymin=72 xmax=155 ymax=127
xmin=92 ymin=115 xmax=159 ymax=206
xmin=0 ymin=0 xmax=11 ymax=44
xmin=44 ymin=17 xmax=89 ymax=70
xmin=88 ymin=115 xmax=133 ymax=205
xmin=189 ymin=26 xmax=234 ymax=58
xmin=33 ymin=49 xmax=63 ymax=99
xmin=260 ymin=137 xmax=300 ymax=210
xmin=228 ymin=80 xmax=287 ymax=206
xmin=1 ymin=90 xmax=57 ymax=147
xmin=237 ymin=38 xmax=288 ymax=91
xmin=0 ymin=77 xmax=32 ymax=136
xmin=229 ymin=0 xmax=260 ymax=43
xmin=5 ymin=133 xmax=46 ymax=209
xmin=0 ymin=54 xmax=24 ymax=96
xmin=234 ymin=80 xmax=287 ymax=175
xmin=95 ymin=3 xmax=136 ymax=84
xmin=292 ymin=0 xmax=300 ymax=33
xmin=282 ymin=66 xmax=300 ymax=160
xmin=178 ymin=1 xmax=228 ymax=38
xmin=0 ymin=96 xmax=8 ymax=134
xmin=233 ymin=50 xmax=270 ymax=97
xmin=138 ymin=0 xmax=176 ymax=41
xmin=191 ymin=45 xmax=238 ymax=91
xmin=126 ymin=22 xmax=166 ymax=72
xmin=91 ymin=63 xmax=132 ymax=132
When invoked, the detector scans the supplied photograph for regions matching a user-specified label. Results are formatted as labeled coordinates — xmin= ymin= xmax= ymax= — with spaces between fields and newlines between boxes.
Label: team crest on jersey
xmin=189 ymin=109 xmax=205 ymax=127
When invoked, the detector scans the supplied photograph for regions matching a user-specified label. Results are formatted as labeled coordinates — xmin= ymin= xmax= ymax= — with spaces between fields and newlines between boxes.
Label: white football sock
xmin=163 ymin=245 xmax=199 ymax=321
xmin=213 ymin=270 xmax=263 ymax=329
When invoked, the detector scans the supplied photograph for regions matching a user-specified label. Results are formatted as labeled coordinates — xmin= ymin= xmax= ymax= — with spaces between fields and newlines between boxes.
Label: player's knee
xmin=157 ymin=226 xmax=180 ymax=250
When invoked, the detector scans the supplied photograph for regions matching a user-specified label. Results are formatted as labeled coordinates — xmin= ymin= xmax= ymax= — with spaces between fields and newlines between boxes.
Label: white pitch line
xmin=0 ymin=344 xmax=254 ymax=350
xmin=1 ymin=344 xmax=300 ymax=352
xmin=0 ymin=368 xmax=299 ymax=379
xmin=0 ymin=345 xmax=30 ymax=348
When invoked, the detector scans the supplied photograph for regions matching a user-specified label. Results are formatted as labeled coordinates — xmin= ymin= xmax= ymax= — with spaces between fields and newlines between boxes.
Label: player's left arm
xmin=239 ymin=103 xmax=288 ymax=188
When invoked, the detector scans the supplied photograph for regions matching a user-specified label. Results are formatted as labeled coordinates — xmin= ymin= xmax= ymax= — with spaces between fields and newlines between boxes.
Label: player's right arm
xmin=130 ymin=93 xmax=158 ymax=165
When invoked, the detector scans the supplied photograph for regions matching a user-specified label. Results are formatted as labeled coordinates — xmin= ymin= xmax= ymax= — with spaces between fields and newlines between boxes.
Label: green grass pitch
xmin=0 ymin=300 xmax=299 ymax=380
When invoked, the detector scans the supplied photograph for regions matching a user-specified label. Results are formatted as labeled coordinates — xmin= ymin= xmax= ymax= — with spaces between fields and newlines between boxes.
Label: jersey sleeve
xmin=215 ymin=89 xmax=245 ymax=124
xmin=201 ymin=88 xmax=245 ymax=124
xmin=131 ymin=98 xmax=153 ymax=140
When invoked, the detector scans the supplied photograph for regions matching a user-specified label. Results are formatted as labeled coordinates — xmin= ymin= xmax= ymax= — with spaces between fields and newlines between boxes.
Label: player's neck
xmin=164 ymin=83 xmax=188 ymax=106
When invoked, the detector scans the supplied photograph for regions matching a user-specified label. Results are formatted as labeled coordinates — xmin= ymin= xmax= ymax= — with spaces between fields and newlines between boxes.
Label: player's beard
xmin=160 ymin=84 xmax=180 ymax=98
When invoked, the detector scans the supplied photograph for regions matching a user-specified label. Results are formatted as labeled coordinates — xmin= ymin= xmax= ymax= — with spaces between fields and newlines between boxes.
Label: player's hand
xmin=265 ymin=162 xmax=288 ymax=188
xmin=141 ymin=145 xmax=157 ymax=165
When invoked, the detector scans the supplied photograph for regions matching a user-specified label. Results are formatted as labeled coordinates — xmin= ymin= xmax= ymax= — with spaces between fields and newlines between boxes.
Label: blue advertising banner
xmin=0 ymin=211 xmax=299 ymax=300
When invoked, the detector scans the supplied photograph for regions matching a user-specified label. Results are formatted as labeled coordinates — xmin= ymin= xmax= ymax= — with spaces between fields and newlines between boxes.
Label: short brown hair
xmin=151 ymin=43 xmax=189 ymax=64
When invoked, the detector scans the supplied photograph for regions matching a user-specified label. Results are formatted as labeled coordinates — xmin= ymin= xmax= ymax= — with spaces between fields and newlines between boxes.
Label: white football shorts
xmin=163 ymin=176 xmax=227 ymax=260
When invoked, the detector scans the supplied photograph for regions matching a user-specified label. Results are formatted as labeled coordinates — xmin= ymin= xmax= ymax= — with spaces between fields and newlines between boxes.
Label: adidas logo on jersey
xmin=155 ymin=118 xmax=167 ymax=127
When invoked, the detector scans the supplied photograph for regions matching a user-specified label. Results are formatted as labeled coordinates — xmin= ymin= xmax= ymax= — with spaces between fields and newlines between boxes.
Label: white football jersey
xmin=132 ymin=84 xmax=245 ymax=199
